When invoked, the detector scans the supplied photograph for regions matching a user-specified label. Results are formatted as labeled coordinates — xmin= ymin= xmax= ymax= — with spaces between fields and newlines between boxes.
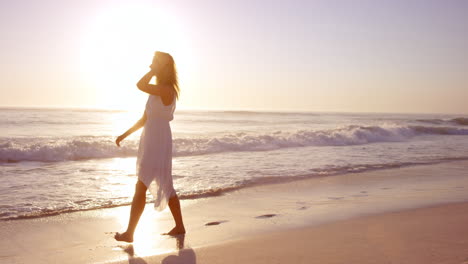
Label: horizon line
xmin=0 ymin=104 xmax=466 ymax=116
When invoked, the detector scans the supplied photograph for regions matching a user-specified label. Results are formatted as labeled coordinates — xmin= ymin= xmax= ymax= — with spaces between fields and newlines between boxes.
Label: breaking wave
xmin=1 ymin=124 xmax=468 ymax=162
xmin=416 ymin=117 xmax=468 ymax=126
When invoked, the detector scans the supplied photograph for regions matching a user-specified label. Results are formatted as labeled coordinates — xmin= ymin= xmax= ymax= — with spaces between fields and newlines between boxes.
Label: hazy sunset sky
xmin=1 ymin=0 xmax=467 ymax=113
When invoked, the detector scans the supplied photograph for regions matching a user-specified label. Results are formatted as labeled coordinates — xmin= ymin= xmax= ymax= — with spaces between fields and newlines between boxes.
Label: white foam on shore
xmin=2 ymin=158 xmax=468 ymax=221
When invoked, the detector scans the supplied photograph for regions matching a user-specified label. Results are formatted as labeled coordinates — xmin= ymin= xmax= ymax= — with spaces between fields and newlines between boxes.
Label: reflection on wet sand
xmin=120 ymin=234 xmax=196 ymax=264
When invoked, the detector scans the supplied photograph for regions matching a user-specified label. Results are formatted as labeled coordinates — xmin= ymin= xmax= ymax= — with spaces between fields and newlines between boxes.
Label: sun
xmin=79 ymin=3 xmax=190 ymax=111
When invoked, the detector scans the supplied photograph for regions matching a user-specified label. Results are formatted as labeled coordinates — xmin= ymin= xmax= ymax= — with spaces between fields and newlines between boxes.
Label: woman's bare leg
xmin=165 ymin=194 xmax=186 ymax=235
xmin=115 ymin=180 xmax=147 ymax=242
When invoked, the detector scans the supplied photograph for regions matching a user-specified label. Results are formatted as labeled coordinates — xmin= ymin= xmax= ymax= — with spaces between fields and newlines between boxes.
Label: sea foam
xmin=2 ymin=124 xmax=468 ymax=162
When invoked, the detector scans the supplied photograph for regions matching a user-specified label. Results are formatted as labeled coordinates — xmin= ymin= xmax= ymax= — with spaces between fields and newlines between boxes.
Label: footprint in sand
xmin=255 ymin=214 xmax=277 ymax=219
xmin=351 ymin=191 xmax=369 ymax=197
xmin=205 ymin=220 xmax=228 ymax=226
xmin=327 ymin=196 xmax=344 ymax=200
xmin=352 ymin=194 xmax=368 ymax=198
xmin=296 ymin=201 xmax=308 ymax=210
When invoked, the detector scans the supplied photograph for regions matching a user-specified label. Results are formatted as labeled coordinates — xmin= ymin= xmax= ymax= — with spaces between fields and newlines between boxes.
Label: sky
xmin=1 ymin=0 xmax=467 ymax=114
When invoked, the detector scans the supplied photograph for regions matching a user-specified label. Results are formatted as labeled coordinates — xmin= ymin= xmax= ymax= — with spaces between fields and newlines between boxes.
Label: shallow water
xmin=1 ymin=107 xmax=468 ymax=220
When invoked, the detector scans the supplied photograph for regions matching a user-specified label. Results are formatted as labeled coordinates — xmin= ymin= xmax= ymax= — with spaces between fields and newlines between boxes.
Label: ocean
xmin=1 ymin=107 xmax=468 ymax=221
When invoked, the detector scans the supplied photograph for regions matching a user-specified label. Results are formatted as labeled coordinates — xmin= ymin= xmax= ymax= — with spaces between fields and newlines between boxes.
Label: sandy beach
xmin=111 ymin=201 xmax=468 ymax=264
xmin=1 ymin=160 xmax=468 ymax=263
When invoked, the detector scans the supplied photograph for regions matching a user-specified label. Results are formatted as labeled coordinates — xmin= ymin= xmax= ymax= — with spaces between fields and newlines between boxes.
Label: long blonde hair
xmin=154 ymin=51 xmax=179 ymax=100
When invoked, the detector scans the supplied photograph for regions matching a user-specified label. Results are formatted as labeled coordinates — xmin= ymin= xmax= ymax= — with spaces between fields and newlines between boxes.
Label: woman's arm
xmin=115 ymin=112 xmax=147 ymax=147
xmin=137 ymin=70 xmax=164 ymax=96
xmin=136 ymin=70 xmax=173 ymax=102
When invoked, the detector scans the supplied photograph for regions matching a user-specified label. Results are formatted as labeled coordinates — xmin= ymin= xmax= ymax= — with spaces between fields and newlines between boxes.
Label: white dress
xmin=136 ymin=94 xmax=176 ymax=211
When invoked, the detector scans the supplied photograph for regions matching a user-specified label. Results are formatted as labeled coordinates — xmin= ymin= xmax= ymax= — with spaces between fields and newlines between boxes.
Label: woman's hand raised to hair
xmin=149 ymin=64 xmax=157 ymax=74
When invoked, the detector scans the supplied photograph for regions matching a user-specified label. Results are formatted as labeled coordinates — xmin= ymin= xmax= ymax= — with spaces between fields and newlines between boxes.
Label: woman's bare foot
xmin=162 ymin=226 xmax=186 ymax=236
xmin=114 ymin=231 xmax=134 ymax=243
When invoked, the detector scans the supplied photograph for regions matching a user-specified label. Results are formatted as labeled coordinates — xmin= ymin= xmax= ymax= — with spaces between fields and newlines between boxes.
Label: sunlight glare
xmin=79 ymin=3 xmax=190 ymax=110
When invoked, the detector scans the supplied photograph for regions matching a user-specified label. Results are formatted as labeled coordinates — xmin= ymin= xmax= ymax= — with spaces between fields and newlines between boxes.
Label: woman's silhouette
xmin=114 ymin=51 xmax=185 ymax=242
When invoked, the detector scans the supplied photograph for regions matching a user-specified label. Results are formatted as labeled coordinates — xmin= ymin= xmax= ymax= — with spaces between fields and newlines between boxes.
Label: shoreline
xmin=3 ymin=157 xmax=468 ymax=222
xmin=1 ymin=160 xmax=468 ymax=263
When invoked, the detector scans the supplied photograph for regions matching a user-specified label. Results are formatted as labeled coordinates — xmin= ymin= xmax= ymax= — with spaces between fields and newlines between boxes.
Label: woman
xmin=114 ymin=51 xmax=185 ymax=243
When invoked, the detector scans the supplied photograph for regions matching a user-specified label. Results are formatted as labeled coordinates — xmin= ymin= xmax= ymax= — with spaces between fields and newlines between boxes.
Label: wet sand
xmin=112 ymin=201 xmax=468 ymax=264
xmin=1 ymin=160 xmax=468 ymax=263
